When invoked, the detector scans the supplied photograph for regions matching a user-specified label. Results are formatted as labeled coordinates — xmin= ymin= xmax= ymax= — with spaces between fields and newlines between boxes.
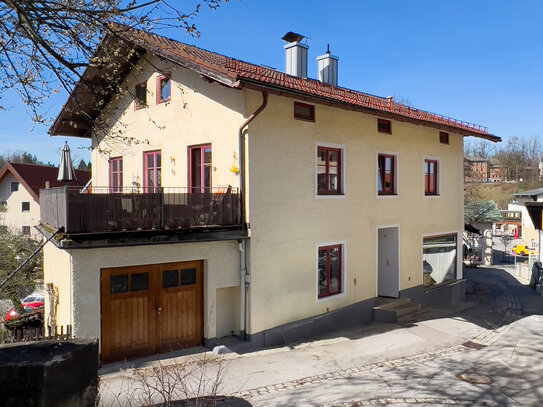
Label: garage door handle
xmin=157 ymin=306 xmax=162 ymax=315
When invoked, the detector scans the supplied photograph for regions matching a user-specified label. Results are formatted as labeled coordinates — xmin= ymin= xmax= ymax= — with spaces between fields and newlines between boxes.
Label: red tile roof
xmin=119 ymin=27 xmax=498 ymax=141
xmin=0 ymin=163 xmax=91 ymax=203
xmin=50 ymin=25 xmax=498 ymax=142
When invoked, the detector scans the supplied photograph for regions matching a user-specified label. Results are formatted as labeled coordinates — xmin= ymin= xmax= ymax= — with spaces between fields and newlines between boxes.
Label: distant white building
xmin=0 ymin=163 xmax=90 ymax=238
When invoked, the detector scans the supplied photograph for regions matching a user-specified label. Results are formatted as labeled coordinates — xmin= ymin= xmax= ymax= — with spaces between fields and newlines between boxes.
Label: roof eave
xmin=238 ymin=79 xmax=499 ymax=142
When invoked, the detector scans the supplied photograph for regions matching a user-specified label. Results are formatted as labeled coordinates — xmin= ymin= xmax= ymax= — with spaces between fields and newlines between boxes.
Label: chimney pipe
xmin=282 ymin=31 xmax=308 ymax=78
xmin=45 ymin=181 xmax=50 ymax=189
xmin=317 ymin=44 xmax=339 ymax=87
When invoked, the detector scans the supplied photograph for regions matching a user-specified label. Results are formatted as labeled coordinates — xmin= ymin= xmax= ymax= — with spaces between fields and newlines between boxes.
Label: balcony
xmin=40 ymin=186 xmax=242 ymax=235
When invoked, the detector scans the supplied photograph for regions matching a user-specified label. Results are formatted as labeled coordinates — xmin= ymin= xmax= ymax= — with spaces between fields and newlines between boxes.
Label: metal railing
xmin=40 ymin=186 xmax=241 ymax=234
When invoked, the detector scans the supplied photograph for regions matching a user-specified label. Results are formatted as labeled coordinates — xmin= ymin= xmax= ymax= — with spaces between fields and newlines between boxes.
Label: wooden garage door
xmin=100 ymin=261 xmax=203 ymax=363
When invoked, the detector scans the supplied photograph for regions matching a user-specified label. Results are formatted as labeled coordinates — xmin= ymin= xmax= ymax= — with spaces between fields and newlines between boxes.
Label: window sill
xmin=316 ymin=193 xmax=346 ymax=200
xmin=424 ymin=194 xmax=440 ymax=199
xmin=317 ymin=291 xmax=346 ymax=303
xmin=377 ymin=193 xmax=398 ymax=199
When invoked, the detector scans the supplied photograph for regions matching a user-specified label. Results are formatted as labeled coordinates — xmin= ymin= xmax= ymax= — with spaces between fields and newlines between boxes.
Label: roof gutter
xmin=237 ymin=90 xmax=268 ymax=340
xmin=239 ymin=79 xmax=500 ymax=142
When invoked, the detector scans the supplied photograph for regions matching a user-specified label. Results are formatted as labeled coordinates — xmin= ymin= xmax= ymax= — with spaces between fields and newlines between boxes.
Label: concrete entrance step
xmin=373 ymin=298 xmax=421 ymax=323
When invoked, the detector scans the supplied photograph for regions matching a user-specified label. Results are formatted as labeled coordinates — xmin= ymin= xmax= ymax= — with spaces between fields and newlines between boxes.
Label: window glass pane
xmin=110 ymin=275 xmax=128 ymax=294
xmin=156 ymin=153 xmax=161 ymax=168
xmin=294 ymin=102 xmax=314 ymax=120
xmin=160 ymin=77 xmax=171 ymax=100
xmin=162 ymin=270 xmax=178 ymax=288
xmin=204 ymin=147 xmax=212 ymax=164
xmin=318 ymin=249 xmax=328 ymax=296
xmin=204 ymin=166 xmax=211 ymax=189
xmin=136 ymin=84 xmax=146 ymax=107
xmin=147 ymin=154 xmax=154 ymax=167
xmin=11 ymin=182 xmax=19 ymax=192
xmin=156 ymin=169 xmax=161 ymax=188
xmin=329 ymin=247 xmax=340 ymax=293
xmin=131 ymin=273 xmax=148 ymax=291
xmin=181 ymin=268 xmax=197 ymax=285
xmin=423 ymin=235 xmax=456 ymax=287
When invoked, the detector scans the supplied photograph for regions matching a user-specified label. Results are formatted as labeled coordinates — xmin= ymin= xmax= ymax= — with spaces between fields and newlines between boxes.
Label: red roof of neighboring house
xmin=0 ymin=163 xmax=91 ymax=203
xmin=50 ymin=25 xmax=499 ymax=142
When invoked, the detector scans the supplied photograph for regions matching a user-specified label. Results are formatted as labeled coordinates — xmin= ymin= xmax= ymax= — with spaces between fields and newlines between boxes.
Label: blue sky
xmin=1 ymin=0 xmax=542 ymax=165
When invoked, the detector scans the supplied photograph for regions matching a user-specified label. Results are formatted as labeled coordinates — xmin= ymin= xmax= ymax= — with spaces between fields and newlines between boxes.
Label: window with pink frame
xmin=144 ymin=151 xmax=161 ymax=193
xmin=188 ymin=145 xmax=212 ymax=193
xmin=109 ymin=157 xmax=123 ymax=193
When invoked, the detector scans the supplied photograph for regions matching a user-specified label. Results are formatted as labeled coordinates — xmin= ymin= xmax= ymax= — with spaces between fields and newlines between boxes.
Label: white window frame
xmin=316 ymin=240 xmax=346 ymax=302
xmin=376 ymin=150 xmax=399 ymax=198
xmin=315 ymin=141 xmax=346 ymax=199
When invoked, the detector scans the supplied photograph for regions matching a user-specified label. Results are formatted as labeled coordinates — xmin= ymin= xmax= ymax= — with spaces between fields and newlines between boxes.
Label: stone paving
xmin=99 ymin=265 xmax=542 ymax=406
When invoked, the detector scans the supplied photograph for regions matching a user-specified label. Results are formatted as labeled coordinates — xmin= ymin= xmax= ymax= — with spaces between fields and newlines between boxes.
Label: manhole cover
xmin=463 ymin=341 xmax=487 ymax=350
xmin=456 ymin=371 xmax=494 ymax=384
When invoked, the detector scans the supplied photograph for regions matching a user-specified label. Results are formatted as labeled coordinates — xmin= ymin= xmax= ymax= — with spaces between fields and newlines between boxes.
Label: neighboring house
xmin=38 ymin=26 xmax=500 ymax=363
xmin=0 ymin=163 xmax=90 ymax=238
xmin=464 ymin=157 xmax=503 ymax=183
xmin=464 ymin=201 xmax=502 ymax=266
xmin=464 ymin=157 xmax=489 ymax=183
xmin=488 ymin=158 xmax=503 ymax=183
xmin=509 ymin=188 xmax=543 ymax=247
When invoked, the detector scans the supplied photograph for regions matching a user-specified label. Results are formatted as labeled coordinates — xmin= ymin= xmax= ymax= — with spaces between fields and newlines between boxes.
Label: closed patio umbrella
xmin=57 ymin=142 xmax=77 ymax=182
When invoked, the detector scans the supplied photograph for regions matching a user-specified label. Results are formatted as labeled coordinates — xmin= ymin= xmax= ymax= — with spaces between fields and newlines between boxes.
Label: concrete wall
xmin=43 ymin=242 xmax=73 ymax=330
xmin=0 ymin=339 xmax=98 ymax=406
xmin=91 ymin=54 xmax=245 ymax=191
xmin=62 ymin=241 xmax=240 ymax=343
xmin=0 ymin=173 xmax=40 ymax=237
xmin=245 ymin=90 xmax=464 ymax=334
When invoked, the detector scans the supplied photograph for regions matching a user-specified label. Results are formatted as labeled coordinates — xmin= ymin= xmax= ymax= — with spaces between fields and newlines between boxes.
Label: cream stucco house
xmin=0 ymin=162 xmax=89 ymax=238
xmin=39 ymin=26 xmax=500 ymax=363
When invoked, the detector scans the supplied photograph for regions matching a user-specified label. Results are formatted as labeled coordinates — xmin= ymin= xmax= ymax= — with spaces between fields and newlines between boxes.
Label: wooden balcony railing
xmin=40 ymin=186 xmax=241 ymax=234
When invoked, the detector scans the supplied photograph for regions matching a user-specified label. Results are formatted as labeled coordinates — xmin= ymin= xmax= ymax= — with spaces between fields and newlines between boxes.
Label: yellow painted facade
xmin=45 ymin=55 xmax=466 ymax=345
xmin=245 ymin=91 xmax=463 ymax=333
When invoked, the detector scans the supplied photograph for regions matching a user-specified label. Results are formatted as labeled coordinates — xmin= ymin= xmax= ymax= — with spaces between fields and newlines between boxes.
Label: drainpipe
xmin=238 ymin=91 xmax=268 ymax=340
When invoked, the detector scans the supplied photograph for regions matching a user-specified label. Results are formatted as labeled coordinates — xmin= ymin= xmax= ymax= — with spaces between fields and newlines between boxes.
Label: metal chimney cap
xmin=282 ymin=31 xmax=305 ymax=43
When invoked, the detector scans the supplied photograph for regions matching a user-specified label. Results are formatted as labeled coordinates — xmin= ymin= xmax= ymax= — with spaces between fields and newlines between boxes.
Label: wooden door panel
xmin=109 ymin=296 xmax=149 ymax=350
xmin=101 ymin=261 xmax=203 ymax=363
xmin=100 ymin=265 xmax=156 ymax=363
xmin=157 ymin=261 xmax=203 ymax=352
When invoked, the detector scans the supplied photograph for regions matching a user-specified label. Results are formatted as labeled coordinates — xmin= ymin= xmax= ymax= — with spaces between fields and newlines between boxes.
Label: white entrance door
xmin=378 ymin=227 xmax=399 ymax=298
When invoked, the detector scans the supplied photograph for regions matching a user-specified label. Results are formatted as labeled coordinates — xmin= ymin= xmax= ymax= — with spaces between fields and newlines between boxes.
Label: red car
xmin=3 ymin=293 xmax=44 ymax=322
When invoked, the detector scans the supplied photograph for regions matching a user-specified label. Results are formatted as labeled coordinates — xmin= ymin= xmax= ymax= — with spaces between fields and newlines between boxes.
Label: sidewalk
xmin=98 ymin=265 xmax=539 ymax=406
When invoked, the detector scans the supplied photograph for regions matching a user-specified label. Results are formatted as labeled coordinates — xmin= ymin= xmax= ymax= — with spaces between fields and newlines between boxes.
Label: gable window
xmin=439 ymin=132 xmax=449 ymax=144
xmin=318 ymin=244 xmax=343 ymax=298
xmin=109 ymin=157 xmax=123 ymax=193
xmin=21 ymin=202 xmax=30 ymax=212
xmin=378 ymin=154 xmax=396 ymax=195
xmin=157 ymin=75 xmax=171 ymax=104
xmin=294 ymin=102 xmax=315 ymax=122
xmin=424 ymin=159 xmax=439 ymax=196
xmin=144 ymin=151 xmax=161 ymax=193
xmin=10 ymin=182 xmax=19 ymax=192
xmin=377 ymin=118 xmax=392 ymax=134
xmin=317 ymin=146 xmax=342 ymax=195
xmin=189 ymin=145 xmax=212 ymax=193
xmin=135 ymin=82 xmax=147 ymax=110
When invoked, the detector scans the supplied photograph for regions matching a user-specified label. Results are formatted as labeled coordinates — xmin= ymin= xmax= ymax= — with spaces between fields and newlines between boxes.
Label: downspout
xmin=238 ymin=91 xmax=268 ymax=340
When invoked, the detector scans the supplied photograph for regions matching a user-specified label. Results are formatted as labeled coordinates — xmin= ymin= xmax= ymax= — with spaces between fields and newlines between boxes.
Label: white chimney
xmin=282 ymin=32 xmax=308 ymax=78
xmin=317 ymin=44 xmax=338 ymax=87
